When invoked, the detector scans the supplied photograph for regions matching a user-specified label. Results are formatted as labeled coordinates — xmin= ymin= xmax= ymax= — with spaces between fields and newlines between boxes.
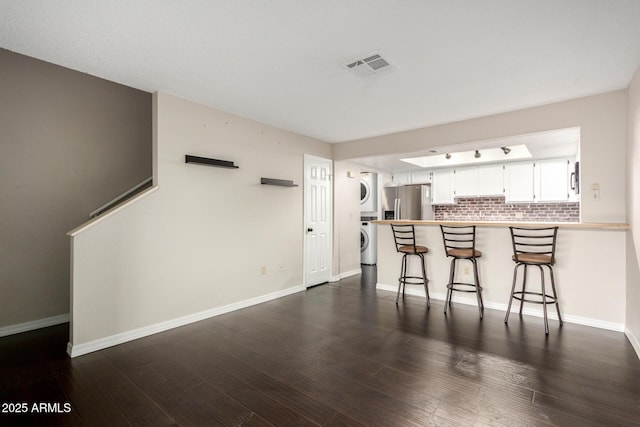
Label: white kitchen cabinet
xmin=477 ymin=164 xmax=504 ymax=196
xmin=505 ymin=162 xmax=534 ymax=202
xmin=506 ymin=159 xmax=574 ymax=203
xmin=454 ymin=167 xmax=478 ymax=197
xmin=411 ymin=170 xmax=431 ymax=184
xmin=535 ymin=159 xmax=570 ymax=202
xmin=450 ymin=164 xmax=504 ymax=197
xmin=431 ymin=169 xmax=455 ymax=204
xmin=392 ymin=172 xmax=412 ymax=185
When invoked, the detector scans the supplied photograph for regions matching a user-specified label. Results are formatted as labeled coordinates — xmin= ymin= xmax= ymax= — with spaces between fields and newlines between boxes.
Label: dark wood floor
xmin=2 ymin=266 xmax=640 ymax=426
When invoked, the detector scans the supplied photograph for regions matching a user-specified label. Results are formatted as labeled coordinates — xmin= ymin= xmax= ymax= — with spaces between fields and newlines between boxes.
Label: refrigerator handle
xmin=395 ymin=198 xmax=400 ymax=220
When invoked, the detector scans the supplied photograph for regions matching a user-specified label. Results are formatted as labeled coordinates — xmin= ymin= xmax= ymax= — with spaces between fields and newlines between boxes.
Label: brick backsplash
xmin=433 ymin=196 xmax=580 ymax=222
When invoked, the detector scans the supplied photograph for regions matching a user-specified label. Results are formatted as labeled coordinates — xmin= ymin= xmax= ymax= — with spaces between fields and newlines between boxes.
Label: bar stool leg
xmin=403 ymin=255 xmax=409 ymax=297
xmin=419 ymin=253 xmax=430 ymax=308
xmin=539 ymin=265 xmax=549 ymax=335
xmin=444 ymin=257 xmax=456 ymax=314
xmin=505 ymin=264 xmax=520 ymax=323
xmin=396 ymin=254 xmax=406 ymax=304
xmin=472 ymin=258 xmax=484 ymax=318
xmin=548 ymin=265 xmax=563 ymax=326
xmin=519 ymin=265 xmax=528 ymax=315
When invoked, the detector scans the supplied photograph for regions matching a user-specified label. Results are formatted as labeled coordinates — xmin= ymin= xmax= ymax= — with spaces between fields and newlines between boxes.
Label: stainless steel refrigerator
xmin=382 ymin=184 xmax=434 ymax=220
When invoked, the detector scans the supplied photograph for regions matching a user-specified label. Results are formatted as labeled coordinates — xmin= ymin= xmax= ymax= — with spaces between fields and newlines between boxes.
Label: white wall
xmin=68 ymin=92 xmax=331 ymax=352
xmin=332 ymin=161 xmax=362 ymax=279
xmin=334 ymin=91 xmax=628 ymax=223
xmin=331 ymin=163 xmax=391 ymax=278
xmin=627 ymin=66 xmax=640 ymax=353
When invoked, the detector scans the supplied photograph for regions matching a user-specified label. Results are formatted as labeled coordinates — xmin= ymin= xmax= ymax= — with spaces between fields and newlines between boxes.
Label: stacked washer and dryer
xmin=360 ymin=172 xmax=378 ymax=265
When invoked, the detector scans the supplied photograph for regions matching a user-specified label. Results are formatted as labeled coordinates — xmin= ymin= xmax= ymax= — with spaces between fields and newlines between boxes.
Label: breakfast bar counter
xmin=371 ymin=219 xmax=629 ymax=230
xmin=371 ymin=220 xmax=629 ymax=331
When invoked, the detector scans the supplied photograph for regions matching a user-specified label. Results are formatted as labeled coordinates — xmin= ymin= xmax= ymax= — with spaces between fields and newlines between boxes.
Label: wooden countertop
xmin=370 ymin=219 xmax=629 ymax=230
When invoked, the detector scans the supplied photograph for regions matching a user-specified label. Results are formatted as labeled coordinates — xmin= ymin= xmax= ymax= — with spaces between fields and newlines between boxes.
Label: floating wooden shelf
xmin=185 ymin=155 xmax=238 ymax=169
xmin=261 ymin=177 xmax=298 ymax=187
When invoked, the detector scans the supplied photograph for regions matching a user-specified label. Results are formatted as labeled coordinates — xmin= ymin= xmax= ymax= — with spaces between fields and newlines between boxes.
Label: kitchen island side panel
xmin=376 ymin=224 xmax=625 ymax=328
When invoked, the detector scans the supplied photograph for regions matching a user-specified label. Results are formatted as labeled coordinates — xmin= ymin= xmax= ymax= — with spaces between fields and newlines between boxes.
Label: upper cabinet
xmin=453 ymin=165 xmax=504 ymax=197
xmin=453 ymin=167 xmax=478 ymax=197
xmin=392 ymin=172 xmax=412 ymax=185
xmin=505 ymin=159 xmax=573 ymax=203
xmin=391 ymin=170 xmax=432 ymax=185
xmin=411 ymin=170 xmax=432 ymax=184
xmin=505 ymin=162 xmax=535 ymax=202
xmin=534 ymin=159 xmax=570 ymax=202
xmin=431 ymin=169 xmax=455 ymax=204
xmin=408 ymin=157 xmax=575 ymax=205
xmin=477 ymin=164 xmax=505 ymax=196
xmin=433 ymin=164 xmax=505 ymax=202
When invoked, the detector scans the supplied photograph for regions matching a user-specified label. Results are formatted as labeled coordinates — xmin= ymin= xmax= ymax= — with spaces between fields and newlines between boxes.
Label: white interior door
xmin=304 ymin=154 xmax=332 ymax=287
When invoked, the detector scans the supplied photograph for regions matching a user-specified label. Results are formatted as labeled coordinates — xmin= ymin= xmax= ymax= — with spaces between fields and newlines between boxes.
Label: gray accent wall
xmin=0 ymin=49 xmax=151 ymax=330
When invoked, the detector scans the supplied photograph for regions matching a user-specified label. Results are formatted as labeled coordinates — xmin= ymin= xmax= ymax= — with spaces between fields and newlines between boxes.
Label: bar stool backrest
xmin=440 ymin=225 xmax=476 ymax=253
xmin=509 ymin=226 xmax=558 ymax=265
xmin=390 ymin=224 xmax=418 ymax=253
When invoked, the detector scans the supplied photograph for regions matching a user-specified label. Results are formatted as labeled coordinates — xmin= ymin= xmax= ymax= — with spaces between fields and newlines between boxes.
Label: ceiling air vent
xmin=345 ymin=52 xmax=394 ymax=77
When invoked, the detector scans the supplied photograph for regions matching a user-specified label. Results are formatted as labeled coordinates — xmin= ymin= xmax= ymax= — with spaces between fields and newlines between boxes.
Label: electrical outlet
xmin=592 ymin=183 xmax=601 ymax=201
xmin=260 ymin=265 xmax=267 ymax=275
xmin=277 ymin=262 xmax=285 ymax=272
xmin=462 ymin=266 xmax=472 ymax=278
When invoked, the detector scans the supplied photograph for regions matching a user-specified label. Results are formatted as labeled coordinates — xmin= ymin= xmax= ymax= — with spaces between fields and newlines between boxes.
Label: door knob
xmin=307 ymin=228 xmax=314 ymax=232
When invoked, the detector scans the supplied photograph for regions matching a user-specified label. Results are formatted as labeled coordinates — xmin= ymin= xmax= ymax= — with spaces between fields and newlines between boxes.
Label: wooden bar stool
xmin=390 ymin=224 xmax=430 ymax=307
xmin=505 ymin=226 xmax=563 ymax=334
xmin=440 ymin=225 xmax=484 ymax=318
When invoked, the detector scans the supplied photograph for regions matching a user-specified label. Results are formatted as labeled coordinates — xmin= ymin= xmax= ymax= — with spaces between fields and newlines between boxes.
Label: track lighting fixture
xmin=401 ymin=144 xmax=531 ymax=168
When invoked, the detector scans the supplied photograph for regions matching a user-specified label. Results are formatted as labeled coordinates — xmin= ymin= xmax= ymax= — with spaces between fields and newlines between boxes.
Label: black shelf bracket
xmin=185 ymin=155 xmax=238 ymax=169
xmin=261 ymin=177 xmax=298 ymax=187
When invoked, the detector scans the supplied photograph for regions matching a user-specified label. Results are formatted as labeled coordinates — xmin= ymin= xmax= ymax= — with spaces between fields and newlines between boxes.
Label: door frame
xmin=303 ymin=154 xmax=333 ymax=287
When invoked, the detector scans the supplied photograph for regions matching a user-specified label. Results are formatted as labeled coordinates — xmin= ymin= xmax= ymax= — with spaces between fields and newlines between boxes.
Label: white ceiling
xmin=350 ymin=127 xmax=580 ymax=173
xmin=1 ymin=1 xmax=640 ymax=144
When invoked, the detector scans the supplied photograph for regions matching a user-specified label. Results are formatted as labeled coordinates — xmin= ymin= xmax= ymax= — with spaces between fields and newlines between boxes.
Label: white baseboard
xmin=330 ymin=268 xmax=362 ymax=282
xmin=376 ymin=282 xmax=625 ymax=333
xmin=625 ymin=327 xmax=640 ymax=360
xmin=68 ymin=285 xmax=306 ymax=358
xmin=0 ymin=313 xmax=70 ymax=338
